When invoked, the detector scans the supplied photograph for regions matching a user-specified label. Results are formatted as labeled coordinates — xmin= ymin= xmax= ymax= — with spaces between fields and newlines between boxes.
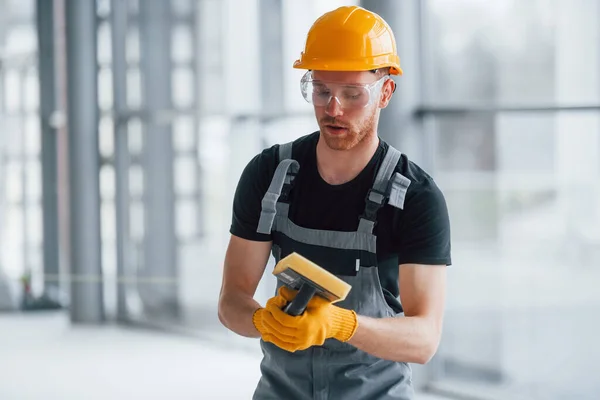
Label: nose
xmin=324 ymin=96 xmax=343 ymax=117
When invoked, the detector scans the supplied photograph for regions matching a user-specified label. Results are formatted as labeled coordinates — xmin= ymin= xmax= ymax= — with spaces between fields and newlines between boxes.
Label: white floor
xmin=0 ymin=312 xmax=448 ymax=400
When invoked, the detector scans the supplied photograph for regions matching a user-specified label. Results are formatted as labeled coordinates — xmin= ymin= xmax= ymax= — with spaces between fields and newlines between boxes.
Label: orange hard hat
xmin=293 ymin=6 xmax=403 ymax=75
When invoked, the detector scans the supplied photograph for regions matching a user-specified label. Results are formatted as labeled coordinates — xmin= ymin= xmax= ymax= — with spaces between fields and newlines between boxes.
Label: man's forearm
xmin=347 ymin=314 xmax=441 ymax=364
xmin=218 ymin=293 xmax=262 ymax=338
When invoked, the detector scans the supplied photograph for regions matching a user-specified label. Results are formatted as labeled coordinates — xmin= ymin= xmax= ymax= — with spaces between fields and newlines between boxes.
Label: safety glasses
xmin=300 ymin=71 xmax=388 ymax=110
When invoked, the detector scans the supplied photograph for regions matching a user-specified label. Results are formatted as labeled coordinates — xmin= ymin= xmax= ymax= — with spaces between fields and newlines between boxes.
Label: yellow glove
xmin=260 ymin=286 xmax=358 ymax=352
xmin=252 ymin=292 xmax=288 ymax=338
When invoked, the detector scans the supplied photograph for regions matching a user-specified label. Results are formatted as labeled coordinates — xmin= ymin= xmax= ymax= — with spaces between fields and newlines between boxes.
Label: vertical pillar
xmin=0 ymin=0 xmax=5 ymax=267
xmin=0 ymin=0 xmax=6 ymax=49
xmin=53 ymin=0 xmax=72 ymax=293
xmin=139 ymin=0 xmax=178 ymax=315
xmin=110 ymin=0 xmax=130 ymax=320
xmin=189 ymin=1 xmax=204 ymax=239
xmin=197 ymin=0 xmax=225 ymax=114
xmin=259 ymin=0 xmax=284 ymax=116
xmin=252 ymin=0 xmax=285 ymax=303
xmin=360 ymin=0 xmax=426 ymax=165
xmin=0 ymin=0 xmax=10 ymax=310
xmin=36 ymin=0 xmax=60 ymax=297
xmin=65 ymin=0 xmax=104 ymax=323
xmin=361 ymin=0 xmax=433 ymax=388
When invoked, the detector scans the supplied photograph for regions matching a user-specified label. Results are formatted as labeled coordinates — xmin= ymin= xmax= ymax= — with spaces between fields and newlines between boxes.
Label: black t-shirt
xmin=230 ymin=131 xmax=451 ymax=301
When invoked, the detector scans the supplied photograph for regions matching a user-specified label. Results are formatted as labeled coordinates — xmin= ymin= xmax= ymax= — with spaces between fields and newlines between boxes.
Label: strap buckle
xmin=360 ymin=187 xmax=388 ymax=222
xmin=280 ymin=172 xmax=298 ymax=201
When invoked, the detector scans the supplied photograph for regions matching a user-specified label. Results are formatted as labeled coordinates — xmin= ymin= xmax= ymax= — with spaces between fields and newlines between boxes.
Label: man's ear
xmin=379 ymin=79 xmax=396 ymax=109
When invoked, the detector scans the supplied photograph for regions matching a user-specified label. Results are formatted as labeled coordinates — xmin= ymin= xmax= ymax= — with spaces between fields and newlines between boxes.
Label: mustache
xmin=320 ymin=117 xmax=348 ymax=128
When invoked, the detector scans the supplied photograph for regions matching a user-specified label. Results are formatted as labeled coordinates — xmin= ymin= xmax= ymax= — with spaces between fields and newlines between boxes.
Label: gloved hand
xmin=252 ymin=293 xmax=287 ymax=338
xmin=260 ymin=286 xmax=358 ymax=352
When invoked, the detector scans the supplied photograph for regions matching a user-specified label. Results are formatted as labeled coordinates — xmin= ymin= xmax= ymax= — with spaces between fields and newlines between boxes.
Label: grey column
xmin=0 ymin=0 xmax=10 ymax=311
xmin=110 ymin=0 xmax=130 ymax=320
xmin=360 ymin=0 xmax=426 ymax=166
xmin=65 ymin=0 xmax=104 ymax=323
xmin=189 ymin=1 xmax=203 ymax=239
xmin=361 ymin=0 xmax=433 ymax=388
xmin=139 ymin=0 xmax=178 ymax=316
xmin=36 ymin=0 xmax=60 ymax=297
xmin=256 ymin=0 xmax=284 ymax=301
xmin=259 ymin=0 xmax=284 ymax=116
xmin=0 ymin=0 xmax=6 ymax=47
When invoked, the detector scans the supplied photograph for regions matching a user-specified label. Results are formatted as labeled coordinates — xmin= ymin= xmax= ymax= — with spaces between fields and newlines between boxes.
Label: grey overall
xmin=253 ymin=140 xmax=414 ymax=400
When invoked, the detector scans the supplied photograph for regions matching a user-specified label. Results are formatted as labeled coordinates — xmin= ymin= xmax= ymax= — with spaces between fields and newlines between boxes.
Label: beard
xmin=318 ymin=110 xmax=377 ymax=151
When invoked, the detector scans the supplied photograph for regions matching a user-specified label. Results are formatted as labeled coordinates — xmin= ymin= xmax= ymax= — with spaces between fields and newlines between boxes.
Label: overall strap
xmin=256 ymin=142 xmax=298 ymax=234
xmin=279 ymin=141 xmax=293 ymax=162
xmin=388 ymin=172 xmax=411 ymax=209
xmin=357 ymin=145 xmax=402 ymax=234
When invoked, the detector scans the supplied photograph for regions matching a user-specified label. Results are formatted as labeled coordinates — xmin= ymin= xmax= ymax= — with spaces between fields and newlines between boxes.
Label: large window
xmin=421 ymin=1 xmax=600 ymax=398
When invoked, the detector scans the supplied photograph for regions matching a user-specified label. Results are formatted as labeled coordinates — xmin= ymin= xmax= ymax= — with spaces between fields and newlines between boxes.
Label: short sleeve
xmin=229 ymin=147 xmax=278 ymax=242
xmin=395 ymin=178 xmax=452 ymax=266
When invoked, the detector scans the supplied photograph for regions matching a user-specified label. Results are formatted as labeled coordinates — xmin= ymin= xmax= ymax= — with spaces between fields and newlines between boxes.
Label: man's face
xmin=310 ymin=70 xmax=394 ymax=151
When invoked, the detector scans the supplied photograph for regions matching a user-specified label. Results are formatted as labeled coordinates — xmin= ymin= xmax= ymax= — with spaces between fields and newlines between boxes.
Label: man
xmin=218 ymin=5 xmax=451 ymax=399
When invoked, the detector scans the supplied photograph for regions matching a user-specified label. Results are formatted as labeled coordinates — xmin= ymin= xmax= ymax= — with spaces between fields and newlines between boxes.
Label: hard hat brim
xmin=293 ymin=57 xmax=403 ymax=76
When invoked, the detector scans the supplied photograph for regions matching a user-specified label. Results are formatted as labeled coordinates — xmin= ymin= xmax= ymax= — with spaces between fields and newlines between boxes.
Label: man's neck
xmin=316 ymin=133 xmax=380 ymax=185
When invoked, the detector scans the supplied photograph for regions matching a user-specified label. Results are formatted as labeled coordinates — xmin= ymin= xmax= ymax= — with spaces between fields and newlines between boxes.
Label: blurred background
xmin=0 ymin=0 xmax=599 ymax=399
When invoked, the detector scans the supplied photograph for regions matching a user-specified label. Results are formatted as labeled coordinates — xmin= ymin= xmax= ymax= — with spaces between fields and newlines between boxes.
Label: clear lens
xmin=300 ymin=72 xmax=387 ymax=109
